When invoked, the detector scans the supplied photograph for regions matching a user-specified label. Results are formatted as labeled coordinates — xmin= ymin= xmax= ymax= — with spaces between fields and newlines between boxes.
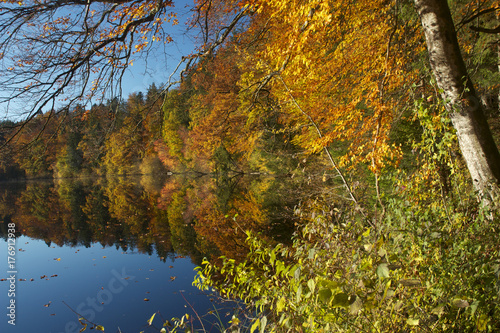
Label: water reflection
xmin=0 ymin=174 xmax=300 ymax=333
xmin=0 ymin=174 xmax=298 ymax=265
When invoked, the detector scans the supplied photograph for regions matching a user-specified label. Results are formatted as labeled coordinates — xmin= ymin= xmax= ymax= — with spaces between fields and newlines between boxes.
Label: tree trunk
xmin=413 ymin=0 xmax=500 ymax=204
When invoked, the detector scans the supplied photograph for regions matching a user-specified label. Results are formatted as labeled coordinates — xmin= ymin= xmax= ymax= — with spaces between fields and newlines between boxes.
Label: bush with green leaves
xmin=194 ymin=191 xmax=500 ymax=332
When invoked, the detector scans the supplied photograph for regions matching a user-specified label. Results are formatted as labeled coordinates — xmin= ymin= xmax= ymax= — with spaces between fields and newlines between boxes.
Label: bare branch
xmin=0 ymin=0 xmax=175 ymax=126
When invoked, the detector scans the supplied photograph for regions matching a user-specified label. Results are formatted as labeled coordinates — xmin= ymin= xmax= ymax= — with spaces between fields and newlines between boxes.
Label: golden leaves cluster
xmin=235 ymin=0 xmax=423 ymax=172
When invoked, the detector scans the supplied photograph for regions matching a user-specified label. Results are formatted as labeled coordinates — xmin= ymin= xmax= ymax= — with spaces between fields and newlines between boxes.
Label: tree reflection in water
xmin=0 ymin=174 xmax=300 ymax=265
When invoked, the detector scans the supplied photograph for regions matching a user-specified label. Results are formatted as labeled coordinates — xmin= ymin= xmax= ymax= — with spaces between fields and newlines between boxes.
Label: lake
xmin=0 ymin=174 xmax=299 ymax=332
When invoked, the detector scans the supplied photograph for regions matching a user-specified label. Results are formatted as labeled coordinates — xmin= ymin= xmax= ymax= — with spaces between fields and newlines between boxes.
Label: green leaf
xmin=431 ymin=304 xmax=445 ymax=316
xmin=296 ymin=285 xmax=302 ymax=303
xmin=308 ymin=248 xmax=316 ymax=260
xmin=307 ymin=278 xmax=315 ymax=293
xmin=318 ymin=278 xmax=343 ymax=290
xmin=147 ymin=313 xmax=156 ymax=326
xmin=349 ymin=296 xmax=362 ymax=315
xmin=376 ymin=263 xmax=390 ymax=278
xmin=470 ymin=300 xmax=479 ymax=316
xmin=294 ymin=267 xmax=301 ymax=281
xmin=331 ymin=292 xmax=349 ymax=308
xmin=318 ymin=288 xmax=332 ymax=303
xmin=407 ymin=318 xmax=419 ymax=326
xmin=477 ymin=313 xmax=488 ymax=331
xmin=451 ymin=298 xmax=469 ymax=308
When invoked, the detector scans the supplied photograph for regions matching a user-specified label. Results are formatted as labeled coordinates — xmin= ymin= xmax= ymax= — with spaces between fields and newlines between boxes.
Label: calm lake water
xmin=0 ymin=175 xmax=298 ymax=332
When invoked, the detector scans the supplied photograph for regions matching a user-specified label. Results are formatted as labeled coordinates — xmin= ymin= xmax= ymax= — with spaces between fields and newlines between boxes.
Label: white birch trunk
xmin=414 ymin=0 xmax=500 ymax=204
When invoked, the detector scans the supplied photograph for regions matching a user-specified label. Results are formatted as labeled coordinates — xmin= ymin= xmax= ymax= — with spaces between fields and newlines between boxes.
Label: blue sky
xmin=120 ymin=0 xmax=197 ymax=97
xmin=0 ymin=0 xmax=198 ymax=122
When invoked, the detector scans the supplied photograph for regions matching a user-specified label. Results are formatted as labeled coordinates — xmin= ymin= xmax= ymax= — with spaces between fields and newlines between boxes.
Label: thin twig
xmin=179 ymin=291 xmax=207 ymax=332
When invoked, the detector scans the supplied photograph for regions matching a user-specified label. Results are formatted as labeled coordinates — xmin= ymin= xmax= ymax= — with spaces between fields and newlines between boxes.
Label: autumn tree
xmin=102 ymin=93 xmax=146 ymax=174
xmin=161 ymin=88 xmax=191 ymax=171
xmin=0 ymin=121 xmax=24 ymax=179
xmin=54 ymin=106 xmax=86 ymax=178
xmin=77 ymin=102 xmax=115 ymax=173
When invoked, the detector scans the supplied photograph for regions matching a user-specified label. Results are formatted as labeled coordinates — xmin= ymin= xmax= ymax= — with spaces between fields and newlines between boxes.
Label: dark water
xmin=0 ymin=174 xmax=299 ymax=332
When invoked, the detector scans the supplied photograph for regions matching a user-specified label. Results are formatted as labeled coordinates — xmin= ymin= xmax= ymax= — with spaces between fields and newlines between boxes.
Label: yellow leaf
xmin=147 ymin=313 xmax=156 ymax=326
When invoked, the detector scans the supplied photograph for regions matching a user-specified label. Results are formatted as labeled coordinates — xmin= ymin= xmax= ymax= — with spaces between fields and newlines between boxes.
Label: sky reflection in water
xmin=0 ymin=235 xmax=228 ymax=333
xmin=0 ymin=175 xmax=298 ymax=332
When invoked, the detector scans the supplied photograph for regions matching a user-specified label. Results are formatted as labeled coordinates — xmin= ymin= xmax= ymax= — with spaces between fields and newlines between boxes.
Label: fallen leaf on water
xmin=170 ymin=276 xmax=176 ymax=281
xmin=103 ymin=256 xmax=107 ymax=258
xmin=168 ymin=266 xmax=173 ymax=269
xmin=40 ymin=275 xmax=47 ymax=279
xmin=44 ymin=301 xmax=52 ymax=307
xmin=144 ymin=298 xmax=150 ymax=301
xmin=51 ymin=274 xmax=58 ymax=277
xmin=54 ymin=258 xmax=61 ymax=261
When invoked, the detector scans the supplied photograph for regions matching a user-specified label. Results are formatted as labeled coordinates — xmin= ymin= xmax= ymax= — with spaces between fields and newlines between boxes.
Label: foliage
xmin=195 ymin=186 xmax=500 ymax=332
xmin=192 ymin=69 xmax=499 ymax=330
xmin=0 ymin=84 xmax=170 ymax=179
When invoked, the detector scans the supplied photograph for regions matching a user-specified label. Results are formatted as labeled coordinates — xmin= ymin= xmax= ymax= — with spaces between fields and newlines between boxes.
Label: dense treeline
xmin=0 ymin=84 xmax=166 ymax=180
xmin=1 ymin=0 xmax=498 ymax=191
xmin=0 ymin=70 xmax=305 ymax=180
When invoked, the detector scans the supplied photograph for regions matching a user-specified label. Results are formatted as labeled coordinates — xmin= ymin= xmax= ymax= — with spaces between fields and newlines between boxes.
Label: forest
xmin=1 ymin=0 xmax=500 ymax=331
